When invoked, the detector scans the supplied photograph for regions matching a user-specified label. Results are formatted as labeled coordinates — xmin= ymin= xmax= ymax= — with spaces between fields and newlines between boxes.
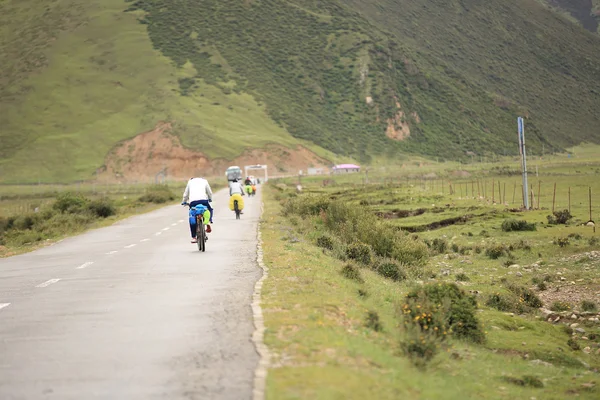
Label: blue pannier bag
xmin=189 ymin=204 xmax=208 ymax=225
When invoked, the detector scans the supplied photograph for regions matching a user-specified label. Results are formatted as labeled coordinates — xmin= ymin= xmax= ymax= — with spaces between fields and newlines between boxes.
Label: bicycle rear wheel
xmin=234 ymin=200 xmax=240 ymax=220
xmin=196 ymin=216 xmax=206 ymax=252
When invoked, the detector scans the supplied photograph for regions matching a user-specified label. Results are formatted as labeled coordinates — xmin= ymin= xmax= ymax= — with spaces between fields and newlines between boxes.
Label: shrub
xmin=567 ymin=338 xmax=580 ymax=351
xmin=563 ymin=325 xmax=574 ymax=335
xmin=451 ymin=243 xmax=460 ymax=253
xmin=401 ymin=325 xmax=441 ymax=368
xmin=589 ymin=237 xmax=599 ymax=246
xmin=12 ymin=214 xmax=35 ymax=230
xmin=346 ymin=242 xmax=373 ymax=265
xmin=485 ymin=244 xmax=507 ymax=259
xmin=581 ymin=300 xmax=597 ymax=312
xmin=139 ymin=184 xmax=175 ymax=204
xmin=536 ymin=282 xmax=547 ymax=291
xmin=501 ymin=219 xmax=536 ymax=232
xmin=503 ymin=375 xmax=544 ymax=388
xmin=402 ymin=283 xmax=485 ymax=344
xmin=568 ymin=233 xmax=582 ymax=240
xmin=547 ymin=209 xmax=572 ymax=225
xmin=316 ymin=234 xmax=334 ymax=250
xmin=455 ymin=273 xmax=470 ymax=282
xmin=3 ymin=229 xmax=45 ymax=246
xmin=506 ymin=283 xmax=543 ymax=308
xmin=375 ymin=258 xmax=407 ymax=281
xmin=550 ymin=301 xmax=572 ymax=312
xmin=340 ymin=264 xmax=363 ymax=283
xmin=365 ymin=311 xmax=383 ymax=332
xmin=87 ymin=198 xmax=116 ymax=218
xmin=553 ymin=237 xmax=570 ymax=247
xmin=429 ymin=237 xmax=448 ymax=254
xmin=53 ymin=192 xmax=89 ymax=213
xmin=486 ymin=293 xmax=521 ymax=313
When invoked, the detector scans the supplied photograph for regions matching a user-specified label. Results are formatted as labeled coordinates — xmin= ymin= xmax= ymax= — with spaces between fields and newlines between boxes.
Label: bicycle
xmin=234 ymin=199 xmax=241 ymax=219
xmin=184 ymin=203 xmax=210 ymax=252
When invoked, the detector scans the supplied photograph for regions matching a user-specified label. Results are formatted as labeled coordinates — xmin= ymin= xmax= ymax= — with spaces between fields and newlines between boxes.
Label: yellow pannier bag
xmin=229 ymin=193 xmax=244 ymax=211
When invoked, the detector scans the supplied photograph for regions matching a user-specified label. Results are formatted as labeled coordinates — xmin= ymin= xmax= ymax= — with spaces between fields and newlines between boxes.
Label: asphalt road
xmin=0 ymin=189 xmax=262 ymax=400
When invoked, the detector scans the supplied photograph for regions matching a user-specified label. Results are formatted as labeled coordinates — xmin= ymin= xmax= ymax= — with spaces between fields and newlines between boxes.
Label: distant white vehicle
xmin=225 ymin=166 xmax=242 ymax=182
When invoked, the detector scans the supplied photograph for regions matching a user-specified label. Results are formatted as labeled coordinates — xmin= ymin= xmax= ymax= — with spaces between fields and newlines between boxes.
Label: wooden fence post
xmin=552 ymin=183 xmax=557 ymax=213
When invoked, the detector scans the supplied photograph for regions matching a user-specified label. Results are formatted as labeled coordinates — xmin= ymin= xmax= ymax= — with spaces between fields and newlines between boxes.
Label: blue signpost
xmin=518 ymin=117 xmax=529 ymax=209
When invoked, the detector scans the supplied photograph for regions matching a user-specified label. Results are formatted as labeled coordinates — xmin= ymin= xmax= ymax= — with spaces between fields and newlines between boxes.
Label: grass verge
xmin=261 ymin=183 xmax=600 ymax=399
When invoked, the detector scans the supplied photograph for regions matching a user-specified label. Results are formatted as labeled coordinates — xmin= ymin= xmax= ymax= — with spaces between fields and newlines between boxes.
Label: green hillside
xmin=1 ymin=0 xmax=600 ymax=183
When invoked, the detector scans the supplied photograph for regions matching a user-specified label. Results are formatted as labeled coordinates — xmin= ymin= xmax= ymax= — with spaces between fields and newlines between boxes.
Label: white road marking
xmin=124 ymin=244 xmax=136 ymax=249
xmin=178 ymin=219 xmax=185 ymax=223
xmin=140 ymin=238 xmax=150 ymax=242
xmin=106 ymin=250 xmax=118 ymax=255
xmin=171 ymin=223 xmax=177 ymax=226
xmin=77 ymin=261 xmax=94 ymax=269
xmin=36 ymin=279 xmax=61 ymax=288
xmin=0 ymin=303 xmax=10 ymax=311
xmin=155 ymin=232 xmax=162 ymax=236
xmin=162 ymin=227 xmax=170 ymax=231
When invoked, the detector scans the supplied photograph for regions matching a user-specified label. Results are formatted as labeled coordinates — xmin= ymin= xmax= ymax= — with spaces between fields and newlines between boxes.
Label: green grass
xmin=2 ymin=0 xmax=600 ymax=183
xmin=0 ymin=180 xmax=225 ymax=256
xmin=0 ymin=0 xmax=326 ymax=183
xmin=262 ymin=154 xmax=600 ymax=398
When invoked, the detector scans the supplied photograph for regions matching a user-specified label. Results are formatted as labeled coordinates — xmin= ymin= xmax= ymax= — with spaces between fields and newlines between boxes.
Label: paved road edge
xmin=252 ymin=202 xmax=270 ymax=400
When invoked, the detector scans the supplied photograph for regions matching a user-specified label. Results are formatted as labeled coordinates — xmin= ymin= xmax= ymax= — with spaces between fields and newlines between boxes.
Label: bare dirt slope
xmin=99 ymin=123 xmax=331 ymax=181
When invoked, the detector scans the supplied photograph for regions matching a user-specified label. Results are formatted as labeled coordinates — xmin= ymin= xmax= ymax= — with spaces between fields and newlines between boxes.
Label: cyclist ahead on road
xmin=229 ymin=178 xmax=245 ymax=214
xmin=182 ymin=177 xmax=214 ymax=242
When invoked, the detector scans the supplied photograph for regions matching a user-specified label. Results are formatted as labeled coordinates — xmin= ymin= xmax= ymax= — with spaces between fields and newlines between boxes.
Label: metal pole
xmin=519 ymin=117 xmax=529 ymax=210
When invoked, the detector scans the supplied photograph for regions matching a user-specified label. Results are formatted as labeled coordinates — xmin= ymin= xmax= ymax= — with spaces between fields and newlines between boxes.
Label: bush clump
xmin=346 ymin=242 xmax=373 ymax=265
xmin=486 ymin=293 xmax=521 ymax=312
xmin=501 ymin=219 xmax=536 ymax=232
xmin=316 ymin=234 xmax=334 ymax=250
xmin=364 ymin=311 xmax=383 ymax=332
xmin=455 ymin=272 xmax=470 ymax=282
xmin=581 ymin=300 xmax=598 ymax=312
xmin=374 ymin=258 xmax=407 ymax=281
xmin=402 ymin=283 xmax=485 ymax=344
xmin=340 ymin=264 xmax=363 ymax=283
xmin=139 ymin=184 xmax=176 ymax=204
xmin=427 ymin=237 xmax=448 ymax=254
xmin=503 ymin=375 xmax=544 ymax=388
xmin=550 ymin=301 xmax=572 ymax=312
xmin=53 ymin=192 xmax=89 ymax=213
xmin=87 ymin=198 xmax=116 ymax=218
xmin=567 ymin=338 xmax=580 ymax=351
xmin=553 ymin=237 xmax=570 ymax=247
xmin=506 ymin=282 xmax=543 ymax=308
xmin=485 ymin=244 xmax=507 ymax=259
xmin=547 ymin=209 xmax=572 ymax=225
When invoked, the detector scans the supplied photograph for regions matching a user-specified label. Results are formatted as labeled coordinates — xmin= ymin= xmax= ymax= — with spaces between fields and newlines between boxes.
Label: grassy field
xmin=0 ymin=180 xmax=224 ymax=257
xmin=2 ymin=0 xmax=599 ymax=183
xmin=260 ymin=149 xmax=600 ymax=398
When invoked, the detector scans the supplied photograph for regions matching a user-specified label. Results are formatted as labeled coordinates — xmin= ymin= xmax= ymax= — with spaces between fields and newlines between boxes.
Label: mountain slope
xmin=1 ymin=0 xmax=600 ymax=183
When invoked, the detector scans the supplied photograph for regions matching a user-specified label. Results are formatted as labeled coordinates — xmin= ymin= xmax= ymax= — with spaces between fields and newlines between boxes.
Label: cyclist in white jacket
xmin=182 ymin=177 xmax=214 ymax=239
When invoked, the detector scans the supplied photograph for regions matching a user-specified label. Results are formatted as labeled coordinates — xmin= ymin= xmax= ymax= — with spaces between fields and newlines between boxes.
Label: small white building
xmin=332 ymin=164 xmax=361 ymax=174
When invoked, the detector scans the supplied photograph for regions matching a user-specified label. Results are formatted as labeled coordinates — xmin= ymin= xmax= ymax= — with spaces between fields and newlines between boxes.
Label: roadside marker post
xmin=518 ymin=117 xmax=530 ymax=210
